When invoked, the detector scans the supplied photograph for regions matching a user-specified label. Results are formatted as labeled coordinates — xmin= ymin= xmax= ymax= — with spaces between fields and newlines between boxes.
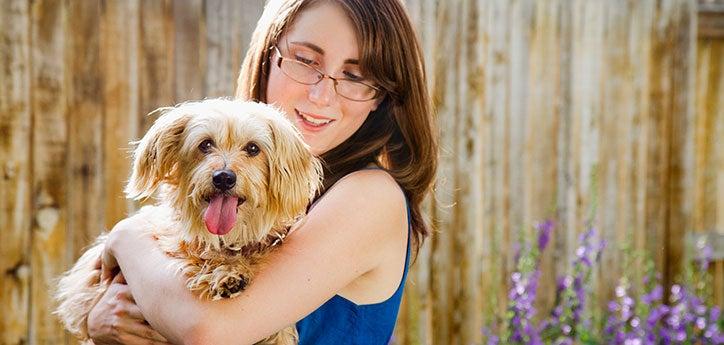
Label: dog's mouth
xmin=202 ymin=193 xmax=246 ymax=236
xmin=203 ymin=194 xmax=246 ymax=206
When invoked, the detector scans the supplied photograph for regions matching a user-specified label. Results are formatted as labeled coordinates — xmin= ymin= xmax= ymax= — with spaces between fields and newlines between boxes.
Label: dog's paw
xmin=214 ymin=275 xmax=248 ymax=299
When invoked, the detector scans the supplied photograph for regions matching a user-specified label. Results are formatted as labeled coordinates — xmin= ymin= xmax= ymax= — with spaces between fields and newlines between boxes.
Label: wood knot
xmin=35 ymin=206 xmax=60 ymax=235
xmin=5 ymin=261 xmax=30 ymax=281
xmin=4 ymin=161 xmax=18 ymax=180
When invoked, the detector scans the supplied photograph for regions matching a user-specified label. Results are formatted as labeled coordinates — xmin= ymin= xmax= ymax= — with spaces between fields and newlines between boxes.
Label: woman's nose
xmin=308 ymin=77 xmax=335 ymax=106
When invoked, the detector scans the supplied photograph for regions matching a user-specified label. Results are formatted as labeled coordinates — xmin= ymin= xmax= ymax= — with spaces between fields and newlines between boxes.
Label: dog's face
xmin=125 ymin=99 xmax=322 ymax=246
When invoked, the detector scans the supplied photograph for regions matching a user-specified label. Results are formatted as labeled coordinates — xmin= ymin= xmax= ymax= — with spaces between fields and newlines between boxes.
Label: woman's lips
xmin=295 ymin=109 xmax=335 ymax=132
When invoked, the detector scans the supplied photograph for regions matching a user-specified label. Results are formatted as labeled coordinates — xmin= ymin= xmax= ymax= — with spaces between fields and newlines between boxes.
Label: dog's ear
xmin=125 ymin=107 xmax=192 ymax=200
xmin=265 ymin=115 xmax=323 ymax=223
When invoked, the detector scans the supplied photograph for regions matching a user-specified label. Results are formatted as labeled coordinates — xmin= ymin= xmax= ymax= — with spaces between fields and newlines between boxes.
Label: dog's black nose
xmin=212 ymin=169 xmax=236 ymax=191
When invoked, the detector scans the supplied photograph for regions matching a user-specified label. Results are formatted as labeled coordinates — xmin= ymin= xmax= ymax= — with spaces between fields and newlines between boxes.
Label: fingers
xmin=117 ymin=298 xmax=170 ymax=343
xmin=123 ymin=321 xmax=171 ymax=343
xmin=112 ymin=272 xmax=126 ymax=284
xmin=116 ymin=330 xmax=172 ymax=345
xmin=97 ymin=284 xmax=170 ymax=344
xmin=100 ymin=248 xmax=119 ymax=283
xmin=124 ymin=298 xmax=146 ymax=320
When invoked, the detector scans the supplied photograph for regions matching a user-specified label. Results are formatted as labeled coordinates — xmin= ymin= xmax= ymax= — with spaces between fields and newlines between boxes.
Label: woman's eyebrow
xmin=289 ymin=41 xmax=359 ymax=65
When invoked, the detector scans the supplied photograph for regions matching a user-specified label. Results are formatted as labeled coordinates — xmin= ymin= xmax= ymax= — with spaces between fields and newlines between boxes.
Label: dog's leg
xmin=188 ymin=260 xmax=255 ymax=300
xmin=54 ymin=235 xmax=109 ymax=340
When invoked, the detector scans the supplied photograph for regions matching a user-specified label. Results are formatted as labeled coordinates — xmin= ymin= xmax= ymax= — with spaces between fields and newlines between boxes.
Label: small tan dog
xmin=54 ymin=99 xmax=322 ymax=344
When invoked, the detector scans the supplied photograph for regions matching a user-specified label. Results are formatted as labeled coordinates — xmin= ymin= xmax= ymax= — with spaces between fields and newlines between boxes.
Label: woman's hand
xmin=87 ymin=224 xmax=171 ymax=345
xmin=87 ymin=272 xmax=171 ymax=344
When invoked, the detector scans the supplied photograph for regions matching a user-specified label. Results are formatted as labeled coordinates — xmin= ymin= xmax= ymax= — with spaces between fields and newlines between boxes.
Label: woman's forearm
xmin=108 ymin=225 xmax=204 ymax=344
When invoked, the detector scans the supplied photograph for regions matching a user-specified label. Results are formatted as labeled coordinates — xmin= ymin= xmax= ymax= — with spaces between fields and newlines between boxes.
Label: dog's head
xmin=126 ymin=99 xmax=323 ymax=246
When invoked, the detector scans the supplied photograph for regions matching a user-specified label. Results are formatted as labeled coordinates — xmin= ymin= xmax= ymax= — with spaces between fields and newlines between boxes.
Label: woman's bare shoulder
xmin=295 ymin=168 xmax=408 ymax=265
xmin=322 ymin=169 xmax=406 ymax=226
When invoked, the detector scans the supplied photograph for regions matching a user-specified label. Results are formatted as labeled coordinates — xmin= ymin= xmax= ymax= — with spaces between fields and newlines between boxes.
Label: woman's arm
xmin=107 ymin=170 xmax=407 ymax=345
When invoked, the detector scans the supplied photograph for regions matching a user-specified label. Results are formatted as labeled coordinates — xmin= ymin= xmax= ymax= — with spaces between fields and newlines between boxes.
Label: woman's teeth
xmin=300 ymin=112 xmax=333 ymax=126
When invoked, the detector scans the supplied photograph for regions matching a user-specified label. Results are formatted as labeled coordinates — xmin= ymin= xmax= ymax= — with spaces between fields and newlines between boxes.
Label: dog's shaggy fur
xmin=54 ymin=99 xmax=322 ymax=345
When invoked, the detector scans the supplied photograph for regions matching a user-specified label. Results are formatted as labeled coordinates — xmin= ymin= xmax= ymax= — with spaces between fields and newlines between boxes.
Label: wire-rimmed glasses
xmin=272 ymin=45 xmax=383 ymax=102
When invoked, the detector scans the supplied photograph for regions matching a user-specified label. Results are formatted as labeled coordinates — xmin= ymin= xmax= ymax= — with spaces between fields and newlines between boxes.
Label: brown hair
xmin=235 ymin=0 xmax=437 ymax=257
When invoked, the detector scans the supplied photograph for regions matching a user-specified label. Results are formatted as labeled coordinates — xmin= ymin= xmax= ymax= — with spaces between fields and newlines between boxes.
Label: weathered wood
xmin=430 ymin=0 xmax=461 ymax=342
xmin=455 ymin=0 xmax=485 ymax=344
xmin=668 ymin=0 xmax=698 ymax=295
xmin=139 ymin=0 xmax=174 ymax=132
xmin=100 ymin=0 xmax=139 ymax=229
xmin=173 ymin=0 xmax=205 ymax=100
xmin=1 ymin=0 xmax=719 ymax=343
xmin=694 ymin=32 xmax=724 ymax=307
xmin=204 ymin=0 xmax=264 ymax=98
xmin=526 ymin=0 xmax=563 ymax=318
xmin=400 ymin=2 xmax=437 ymax=343
xmin=65 ymin=3 xmax=105 ymax=342
xmin=29 ymin=0 xmax=68 ymax=342
xmin=698 ymin=2 xmax=724 ymax=38
xmin=0 ymin=1 xmax=32 ymax=344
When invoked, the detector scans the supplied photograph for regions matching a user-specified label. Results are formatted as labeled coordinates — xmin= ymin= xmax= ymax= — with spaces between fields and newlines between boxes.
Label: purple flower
xmin=541 ymin=226 xmax=605 ymax=343
xmin=537 ymin=220 xmax=554 ymax=251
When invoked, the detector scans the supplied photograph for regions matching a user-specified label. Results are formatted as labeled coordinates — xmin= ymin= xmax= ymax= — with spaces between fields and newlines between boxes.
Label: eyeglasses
xmin=272 ymin=45 xmax=383 ymax=102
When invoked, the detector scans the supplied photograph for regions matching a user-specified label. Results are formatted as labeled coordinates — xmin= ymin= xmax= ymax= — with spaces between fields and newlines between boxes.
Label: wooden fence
xmin=0 ymin=0 xmax=721 ymax=344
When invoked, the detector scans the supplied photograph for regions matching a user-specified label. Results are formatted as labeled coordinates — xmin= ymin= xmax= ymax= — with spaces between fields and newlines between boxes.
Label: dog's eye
xmin=244 ymin=142 xmax=260 ymax=157
xmin=199 ymin=139 xmax=215 ymax=154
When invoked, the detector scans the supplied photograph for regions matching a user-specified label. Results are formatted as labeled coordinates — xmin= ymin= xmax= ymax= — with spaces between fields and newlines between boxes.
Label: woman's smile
xmin=294 ymin=108 xmax=337 ymax=132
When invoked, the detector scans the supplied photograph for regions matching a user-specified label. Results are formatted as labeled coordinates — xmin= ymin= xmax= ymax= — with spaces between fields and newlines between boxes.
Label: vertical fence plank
xmin=400 ymin=2 xmax=437 ymax=343
xmin=173 ymin=0 xmax=205 ymax=100
xmin=482 ymin=0 xmax=512 ymax=329
xmin=645 ymin=0 xmax=676 ymax=284
xmin=0 ymin=1 xmax=32 ymax=344
xmin=695 ymin=26 xmax=724 ymax=309
xmin=66 ymin=0 xmax=104 ymax=266
xmin=667 ymin=0 xmax=697 ymax=290
xmin=205 ymin=0 xmax=238 ymax=98
xmin=100 ymin=0 xmax=140 ymax=229
xmin=429 ymin=0 xmax=457 ymax=343
xmin=139 ymin=0 xmax=174 ymax=133
xmin=455 ymin=1 xmax=486 ymax=343
xmin=29 ymin=0 xmax=68 ymax=342
xmin=568 ymin=0 xmax=604 ymax=286
xmin=204 ymin=0 xmax=264 ymax=98
xmin=526 ymin=0 xmax=563 ymax=315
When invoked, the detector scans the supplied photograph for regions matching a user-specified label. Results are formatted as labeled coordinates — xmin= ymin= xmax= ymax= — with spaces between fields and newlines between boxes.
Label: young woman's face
xmin=266 ymin=1 xmax=381 ymax=156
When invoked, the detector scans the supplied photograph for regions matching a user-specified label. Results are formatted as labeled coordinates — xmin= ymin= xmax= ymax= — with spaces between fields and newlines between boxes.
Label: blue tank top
xmin=295 ymin=171 xmax=411 ymax=345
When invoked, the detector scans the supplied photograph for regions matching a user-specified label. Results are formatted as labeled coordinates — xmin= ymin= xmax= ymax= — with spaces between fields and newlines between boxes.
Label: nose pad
xmin=212 ymin=169 xmax=236 ymax=191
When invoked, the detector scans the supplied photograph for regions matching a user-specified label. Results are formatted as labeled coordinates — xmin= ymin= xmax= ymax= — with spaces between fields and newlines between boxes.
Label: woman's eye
xmin=244 ymin=142 xmax=260 ymax=157
xmin=198 ymin=139 xmax=214 ymax=154
xmin=343 ymin=71 xmax=363 ymax=81
xmin=295 ymin=55 xmax=315 ymax=65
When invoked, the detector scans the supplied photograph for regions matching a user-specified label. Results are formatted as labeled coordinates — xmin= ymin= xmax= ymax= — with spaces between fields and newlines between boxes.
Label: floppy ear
xmin=265 ymin=115 xmax=323 ymax=223
xmin=125 ymin=107 xmax=191 ymax=200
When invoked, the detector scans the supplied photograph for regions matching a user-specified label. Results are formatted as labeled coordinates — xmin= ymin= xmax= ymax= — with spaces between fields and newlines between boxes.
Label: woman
xmin=87 ymin=0 xmax=437 ymax=343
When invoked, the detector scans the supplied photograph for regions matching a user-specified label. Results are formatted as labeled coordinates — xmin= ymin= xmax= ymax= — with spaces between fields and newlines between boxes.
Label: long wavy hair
xmin=235 ymin=0 xmax=437 ymax=257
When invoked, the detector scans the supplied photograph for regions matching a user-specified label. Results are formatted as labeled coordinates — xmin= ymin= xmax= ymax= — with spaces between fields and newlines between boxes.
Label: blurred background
xmin=1 ymin=0 xmax=722 ymax=344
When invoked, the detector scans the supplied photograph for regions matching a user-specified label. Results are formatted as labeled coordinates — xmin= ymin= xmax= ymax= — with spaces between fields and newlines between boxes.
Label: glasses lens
xmin=280 ymin=59 xmax=322 ymax=85
xmin=336 ymin=80 xmax=378 ymax=101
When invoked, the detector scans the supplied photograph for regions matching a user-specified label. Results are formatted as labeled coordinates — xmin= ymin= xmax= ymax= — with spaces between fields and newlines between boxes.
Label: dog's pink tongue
xmin=203 ymin=195 xmax=238 ymax=235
